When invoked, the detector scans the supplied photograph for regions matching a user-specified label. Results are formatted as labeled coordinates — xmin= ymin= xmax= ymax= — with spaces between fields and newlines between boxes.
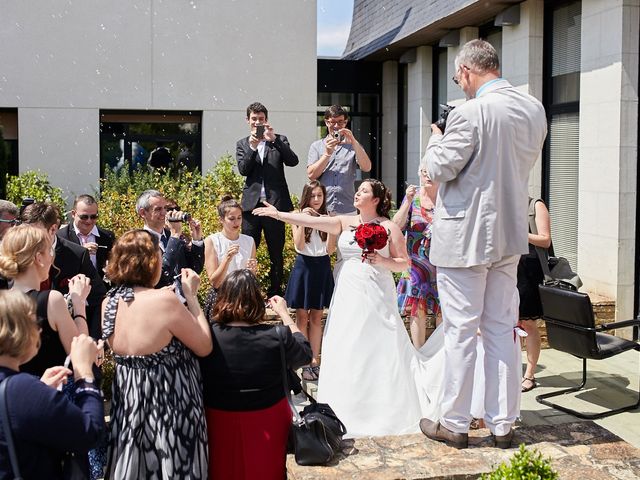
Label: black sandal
xmin=301 ymin=367 xmax=318 ymax=381
xmin=521 ymin=376 xmax=537 ymax=392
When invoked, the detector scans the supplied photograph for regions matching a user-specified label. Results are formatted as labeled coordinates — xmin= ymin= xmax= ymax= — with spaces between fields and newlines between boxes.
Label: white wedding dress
xmin=316 ymin=230 xmax=485 ymax=438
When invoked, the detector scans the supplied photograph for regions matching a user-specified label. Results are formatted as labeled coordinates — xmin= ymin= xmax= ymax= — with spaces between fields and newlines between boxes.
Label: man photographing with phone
xmin=236 ymin=101 xmax=299 ymax=297
xmin=307 ymin=105 xmax=371 ymax=216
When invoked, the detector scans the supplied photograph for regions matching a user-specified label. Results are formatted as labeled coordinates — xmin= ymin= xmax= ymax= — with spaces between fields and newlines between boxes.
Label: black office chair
xmin=536 ymin=284 xmax=640 ymax=419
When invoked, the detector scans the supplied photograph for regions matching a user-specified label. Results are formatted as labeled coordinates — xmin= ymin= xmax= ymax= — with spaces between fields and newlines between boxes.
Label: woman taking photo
xmin=0 ymin=289 xmax=105 ymax=479
xmin=392 ymin=164 xmax=440 ymax=348
xmin=200 ymin=269 xmax=311 ymax=480
xmin=102 ymin=229 xmax=212 ymax=479
xmin=0 ymin=224 xmax=91 ymax=376
xmin=284 ymin=180 xmax=334 ymax=381
xmin=203 ymin=196 xmax=257 ymax=319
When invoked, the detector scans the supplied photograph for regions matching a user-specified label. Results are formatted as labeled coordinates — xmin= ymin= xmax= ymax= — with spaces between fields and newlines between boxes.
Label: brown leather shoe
xmin=492 ymin=429 xmax=514 ymax=449
xmin=419 ymin=418 xmax=468 ymax=449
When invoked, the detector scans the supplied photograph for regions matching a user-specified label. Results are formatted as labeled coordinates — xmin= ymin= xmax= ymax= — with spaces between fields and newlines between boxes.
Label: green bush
xmin=481 ymin=444 xmax=559 ymax=480
xmin=98 ymin=156 xmax=298 ymax=295
xmin=5 ymin=170 xmax=67 ymax=213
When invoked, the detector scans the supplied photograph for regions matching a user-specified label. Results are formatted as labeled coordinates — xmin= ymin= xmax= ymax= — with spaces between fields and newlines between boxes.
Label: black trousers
xmin=242 ymin=208 xmax=285 ymax=296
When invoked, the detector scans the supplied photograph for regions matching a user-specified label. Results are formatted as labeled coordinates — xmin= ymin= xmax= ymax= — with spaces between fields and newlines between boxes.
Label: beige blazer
xmin=424 ymin=79 xmax=547 ymax=268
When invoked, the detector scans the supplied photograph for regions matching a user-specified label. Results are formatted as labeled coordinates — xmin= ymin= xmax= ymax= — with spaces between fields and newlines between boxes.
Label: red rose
xmin=353 ymin=222 xmax=390 ymax=261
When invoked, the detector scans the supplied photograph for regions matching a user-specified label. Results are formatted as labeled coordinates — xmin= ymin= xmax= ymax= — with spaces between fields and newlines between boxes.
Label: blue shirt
xmin=308 ymin=138 xmax=358 ymax=215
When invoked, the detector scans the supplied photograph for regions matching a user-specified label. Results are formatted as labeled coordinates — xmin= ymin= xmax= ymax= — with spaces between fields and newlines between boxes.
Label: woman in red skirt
xmin=200 ymin=269 xmax=312 ymax=480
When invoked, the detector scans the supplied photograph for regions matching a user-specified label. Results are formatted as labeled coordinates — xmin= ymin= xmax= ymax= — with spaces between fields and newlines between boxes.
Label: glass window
xmin=0 ymin=109 xmax=19 ymax=180
xmin=99 ymin=111 xmax=202 ymax=175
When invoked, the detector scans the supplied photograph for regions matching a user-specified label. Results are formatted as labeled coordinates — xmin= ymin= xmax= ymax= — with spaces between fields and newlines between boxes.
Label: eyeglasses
xmin=452 ymin=65 xmax=470 ymax=85
xmin=77 ymin=214 xmax=98 ymax=220
xmin=325 ymin=119 xmax=347 ymax=127
xmin=0 ymin=218 xmax=20 ymax=225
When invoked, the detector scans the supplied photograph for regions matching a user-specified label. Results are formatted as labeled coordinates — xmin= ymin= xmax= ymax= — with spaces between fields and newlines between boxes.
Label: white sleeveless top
xmin=295 ymin=229 xmax=328 ymax=257
xmin=208 ymin=232 xmax=254 ymax=274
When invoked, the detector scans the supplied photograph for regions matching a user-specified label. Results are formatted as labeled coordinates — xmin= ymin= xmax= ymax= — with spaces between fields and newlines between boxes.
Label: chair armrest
xmin=597 ymin=319 xmax=640 ymax=331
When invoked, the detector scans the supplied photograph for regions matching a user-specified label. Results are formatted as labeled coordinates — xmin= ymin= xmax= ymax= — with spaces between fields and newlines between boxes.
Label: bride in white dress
xmin=254 ymin=179 xmax=483 ymax=437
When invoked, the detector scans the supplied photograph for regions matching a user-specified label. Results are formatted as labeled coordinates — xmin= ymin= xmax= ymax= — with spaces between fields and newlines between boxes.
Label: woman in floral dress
xmin=393 ymin=164 xmax=440 ymax=348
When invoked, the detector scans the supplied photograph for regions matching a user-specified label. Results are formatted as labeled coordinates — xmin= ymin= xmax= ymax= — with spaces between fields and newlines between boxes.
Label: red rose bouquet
xmin=352 ymin=222 xmax=389 ymax=262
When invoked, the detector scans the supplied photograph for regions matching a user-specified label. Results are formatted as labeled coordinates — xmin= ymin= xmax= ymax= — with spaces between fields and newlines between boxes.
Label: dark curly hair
xmin=211 ymin=269 xmax=265 ymax=325
xmin=106 ymin=230 xmax=161 ymax=287
xmin=362 ymin=179 xmax=392 ymax=218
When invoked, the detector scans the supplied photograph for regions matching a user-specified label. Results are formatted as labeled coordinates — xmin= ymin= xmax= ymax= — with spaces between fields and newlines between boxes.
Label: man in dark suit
xmin=136 ymin=189 xmax=204 ymax=298
xmin=57 ymin=194 xmax=115 ymax=279
xmin=21 ymin=202 xmax=107 ymax=339
xmin=236 ymin=101 xmax=299 ymax=296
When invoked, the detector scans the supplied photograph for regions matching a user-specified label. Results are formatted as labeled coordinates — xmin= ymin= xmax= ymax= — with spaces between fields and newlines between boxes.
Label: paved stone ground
xmin=288 ymin=346 xmax=640 ymax=479
xmin=287 ymin=422 xmax=640 ymax=479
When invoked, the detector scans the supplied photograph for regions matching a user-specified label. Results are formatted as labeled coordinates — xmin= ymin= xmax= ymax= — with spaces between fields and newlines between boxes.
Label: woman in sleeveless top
xmin=203 ymin=196 xmax=256 ymax=320
xmin=392 ymin=165 xmax=440 ymax=348
xmin=284 ymin=180 xmax=334 ymax=380
xmin=0 ymin=224 xmax=91 ymax=376
xmin=102 ymin=230 xmax=212 ymax=479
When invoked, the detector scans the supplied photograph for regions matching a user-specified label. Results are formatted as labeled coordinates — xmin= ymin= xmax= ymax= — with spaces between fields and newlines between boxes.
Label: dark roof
xmin=342 ymin=0 xmax=522 ymax=61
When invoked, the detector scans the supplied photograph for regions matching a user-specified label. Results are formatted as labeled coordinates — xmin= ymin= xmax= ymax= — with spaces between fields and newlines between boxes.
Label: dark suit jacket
xmin=57 ymin=224 xmax=115 ymax=276
xmin=236 ymin=134 xmax=298 ymax=212
xmin=156 ymin=228 xmax=205 ymax=291
xmin=52 ymin=237 xmax=108 ymax=339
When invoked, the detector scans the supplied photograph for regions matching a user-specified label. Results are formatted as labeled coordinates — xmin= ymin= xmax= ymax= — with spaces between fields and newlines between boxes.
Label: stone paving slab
xmin=287 ymin=422 xmax=640 ymax=479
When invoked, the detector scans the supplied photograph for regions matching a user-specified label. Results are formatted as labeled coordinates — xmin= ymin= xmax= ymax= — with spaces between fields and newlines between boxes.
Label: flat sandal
xmin=521 ymin=376 xmax=537 ymax=392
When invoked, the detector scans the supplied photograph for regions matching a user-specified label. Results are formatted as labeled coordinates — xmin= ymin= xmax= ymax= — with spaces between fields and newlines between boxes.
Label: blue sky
xmin=317 ymin=0 xmax=354 ymax=57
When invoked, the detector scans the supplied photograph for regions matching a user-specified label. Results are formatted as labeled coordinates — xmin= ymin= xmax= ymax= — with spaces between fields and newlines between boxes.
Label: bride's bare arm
xmin=253 ymin=202 xmax=343 ymax=236
xmin=367 ymin=220 xmax=409 ymax=272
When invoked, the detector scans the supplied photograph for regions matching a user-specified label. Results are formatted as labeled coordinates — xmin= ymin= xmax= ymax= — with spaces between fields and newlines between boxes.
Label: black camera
xmin=434 ymin=104 xmax=455 ymax=133
xmin=167 ymin=212 xmax=192 ymax=223
xmin=19 ymin=198 xmax=35 ymax=217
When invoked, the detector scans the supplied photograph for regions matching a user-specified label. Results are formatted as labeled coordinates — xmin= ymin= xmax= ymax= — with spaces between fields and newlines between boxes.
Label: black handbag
xmin=0 ymin=377 xmax=23 ymax=480
xmin=528 ymin=198 xmax=583 ymax=291
xmin=276 ymin=326 xmax=347 ymax=466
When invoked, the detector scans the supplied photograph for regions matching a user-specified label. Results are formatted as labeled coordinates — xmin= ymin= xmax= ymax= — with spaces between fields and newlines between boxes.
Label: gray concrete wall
xmin=0 ymin=0 xmax=317 ymax=200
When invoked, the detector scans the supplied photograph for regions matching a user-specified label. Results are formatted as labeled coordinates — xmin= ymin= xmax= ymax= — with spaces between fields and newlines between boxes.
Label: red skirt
xmin=206 ymin=397 xmax=291 ymax=480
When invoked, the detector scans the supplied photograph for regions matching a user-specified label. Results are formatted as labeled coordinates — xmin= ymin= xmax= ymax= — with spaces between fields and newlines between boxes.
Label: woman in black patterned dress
xmin=102 ymin=230 xmax=212 ymax=479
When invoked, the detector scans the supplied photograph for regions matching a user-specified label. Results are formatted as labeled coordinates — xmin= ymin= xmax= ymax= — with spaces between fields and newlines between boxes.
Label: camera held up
xmin=434 ymin=104 xmax=455 ymax=133
xmin=168 ymin=212 xmax=192 ymax=223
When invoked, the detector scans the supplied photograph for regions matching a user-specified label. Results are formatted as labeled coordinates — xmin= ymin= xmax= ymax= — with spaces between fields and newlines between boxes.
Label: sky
xmin=317 ymin=0 xmax=354 ymax=57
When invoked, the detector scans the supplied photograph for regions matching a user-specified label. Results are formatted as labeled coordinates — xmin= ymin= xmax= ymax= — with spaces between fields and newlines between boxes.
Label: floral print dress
xmin=396 ymin=195 xmax=440 ymax=317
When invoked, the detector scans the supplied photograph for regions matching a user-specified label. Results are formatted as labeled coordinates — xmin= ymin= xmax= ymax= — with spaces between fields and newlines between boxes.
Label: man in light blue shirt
xmin=307 ymin=105 xmax=372 ymax=215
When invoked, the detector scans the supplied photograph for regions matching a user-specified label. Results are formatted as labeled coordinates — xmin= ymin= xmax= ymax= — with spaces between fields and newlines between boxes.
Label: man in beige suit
xmin=419 ymin=40 xmax=547 ymax=449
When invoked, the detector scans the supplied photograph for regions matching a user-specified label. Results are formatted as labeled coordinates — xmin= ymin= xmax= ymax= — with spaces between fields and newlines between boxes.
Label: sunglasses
xmin=0 ymin=218 xmax=20 ymax=225
xmin=77 ymin=214 xmax=98 ymax=220
xmin=165 ymin=206 xmax=180 ymax=212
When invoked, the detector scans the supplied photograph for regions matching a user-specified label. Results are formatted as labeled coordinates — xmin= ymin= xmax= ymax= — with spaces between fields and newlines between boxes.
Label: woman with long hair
xmin=200 ymin=269 xmax=311 ymax=480
xmin=102 ymin=229 xmax=212 ymax=479
xmin=0 ymin=224 xmax=91 ymax=376
xmin=284 ymin=180 xmax=334 ymax=381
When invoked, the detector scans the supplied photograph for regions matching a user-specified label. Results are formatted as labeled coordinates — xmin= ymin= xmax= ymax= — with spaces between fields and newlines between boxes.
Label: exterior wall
xmin=578 ymin=0 xmax=639 ymax=325
xmin=501 ymin=0 xmax=545 ymax=197
xmin=381 ymin=61 xmax=399 ymax=191
xmin=0 ymin=0 xmax=316 ymax=199
xmin=406 ymin=46 xmax=433 ymax=186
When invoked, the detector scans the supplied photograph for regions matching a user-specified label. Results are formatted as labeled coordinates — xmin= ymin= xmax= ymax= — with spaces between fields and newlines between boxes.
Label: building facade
xmin=0 ymin=0 xmax=317 ymax=198
xmin=339 ymin=0 xmax=639 ymax=322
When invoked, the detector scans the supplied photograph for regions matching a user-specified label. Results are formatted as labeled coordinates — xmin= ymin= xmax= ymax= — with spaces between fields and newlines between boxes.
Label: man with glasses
xmin=0 ymin=200 xmax=19 ymax=242
xmin=419 ymin=39 xmax=547 ymax=450
xmin=136 ymin=189 xmax=204 ymax=294
xmin=307 ymin=105 xmax=372 ymax=216
xmin=57 ymin=194 xmax=115 ymax=278
xmin=21 ymin=201 xmax=107 ymax=339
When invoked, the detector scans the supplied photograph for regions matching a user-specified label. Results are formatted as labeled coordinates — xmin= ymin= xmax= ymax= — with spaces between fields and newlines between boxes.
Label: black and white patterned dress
xmin=103 ymin=286 xmax=208 ymax=479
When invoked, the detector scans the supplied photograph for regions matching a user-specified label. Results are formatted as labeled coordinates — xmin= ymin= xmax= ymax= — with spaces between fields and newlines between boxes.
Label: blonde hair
xmin=0 ymin=224 xmax=51 ymax=279
xmin=0 ymin=289 xmax=38 ymax=358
